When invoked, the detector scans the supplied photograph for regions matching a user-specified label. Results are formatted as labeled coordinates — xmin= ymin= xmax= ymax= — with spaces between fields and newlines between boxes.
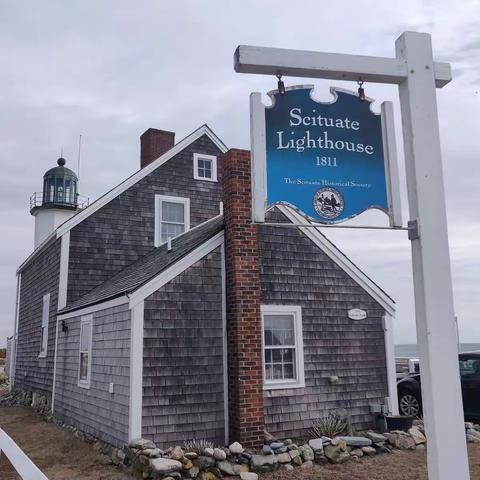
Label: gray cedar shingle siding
xmin=259 ymin=209 xmax=388 ymax=438
xmin=54 ymin=304 xmax=131 ymax=447
xmin=142 ymin=247 xmax=225 ymax=447
xmin=15 ymin=236 xmax=61 ymax=399
xmin=67 ymin=135 xmax=223 ymax=304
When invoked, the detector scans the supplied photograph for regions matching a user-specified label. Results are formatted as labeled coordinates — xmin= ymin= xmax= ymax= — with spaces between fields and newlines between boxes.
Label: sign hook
xmin=276 ymin=73 xmax=285 ymax=95
xmin=357 ymin=78 xmax=366 ymax=101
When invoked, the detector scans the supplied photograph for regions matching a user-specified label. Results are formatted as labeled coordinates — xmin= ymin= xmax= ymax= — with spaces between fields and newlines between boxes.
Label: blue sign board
xmin=264 ymin=86 xmax=389 ymax=223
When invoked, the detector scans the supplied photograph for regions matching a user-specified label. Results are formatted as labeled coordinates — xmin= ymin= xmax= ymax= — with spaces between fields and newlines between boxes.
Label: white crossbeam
xmin=234 ymin=44 xmax=452 ymax=88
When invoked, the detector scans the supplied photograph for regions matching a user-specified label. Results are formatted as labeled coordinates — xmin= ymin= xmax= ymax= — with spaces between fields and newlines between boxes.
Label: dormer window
xmin=193 ymin=153 xmax=217 ymax=182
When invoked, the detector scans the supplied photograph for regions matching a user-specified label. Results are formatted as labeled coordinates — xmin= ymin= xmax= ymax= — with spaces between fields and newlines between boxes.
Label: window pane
xmin=80 ymin=322 xmax=91 ymax=351
xmin=264 ymin=314 xmax=295 ymax=346
xmin=162 ymin=202 xmax=184 ymax=223
xmin=161 ymin=222 xmax=185 ymax=243
xmin=272 ymin=349 xmax=282 ymax=363
xmin=283 ymin=363 xmax=294 ymax=379
xmin=273 ymin=364 xmax=283 ymax=379
xmin=40 ymin=326 xmax=46 ymax=352
xmin=198 ymin=158 xmax=212 ymax=179
xmin=265 ymin=364 xmax=273 ymax=380
xmin=282 ymin=348 xmax=293 ymax=363
xmin=80 ymin=353 xmax=89 ymax=380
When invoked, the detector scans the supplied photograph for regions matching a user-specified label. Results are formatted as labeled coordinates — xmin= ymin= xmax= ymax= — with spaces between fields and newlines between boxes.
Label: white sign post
xmin=235 ymin=31 xmax=470 ymax=480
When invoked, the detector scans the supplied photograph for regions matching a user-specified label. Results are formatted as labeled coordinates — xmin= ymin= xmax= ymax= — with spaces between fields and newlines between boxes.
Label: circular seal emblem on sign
xmin=313 ymin=187 xmax=344 ymax=219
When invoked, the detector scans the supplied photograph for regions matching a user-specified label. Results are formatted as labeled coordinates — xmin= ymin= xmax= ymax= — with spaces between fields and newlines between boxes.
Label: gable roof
xmin=56 ymin=124 xmax=227 ymax=237
xmin=277 ymin=205 xmax=395 ymax=316
xmin=59 ymin=215 xmax=224 ymax=315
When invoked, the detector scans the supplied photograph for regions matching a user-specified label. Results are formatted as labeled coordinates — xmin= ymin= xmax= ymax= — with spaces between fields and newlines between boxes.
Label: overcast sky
xmin=1 ymin=0 xmax=479 ymax=347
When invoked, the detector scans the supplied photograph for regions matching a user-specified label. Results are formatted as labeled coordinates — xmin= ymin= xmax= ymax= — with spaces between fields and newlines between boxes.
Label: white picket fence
xmin=0 ymin=427 xmax=48 ymax=479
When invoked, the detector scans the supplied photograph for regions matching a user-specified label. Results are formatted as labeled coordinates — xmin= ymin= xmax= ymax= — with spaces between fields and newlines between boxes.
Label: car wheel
xmin=399 ymin=392 xmax=422 ymax=417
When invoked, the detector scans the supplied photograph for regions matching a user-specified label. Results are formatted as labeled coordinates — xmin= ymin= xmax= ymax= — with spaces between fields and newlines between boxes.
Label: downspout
xmin=383 ymin=312 xmax=399 ymax=415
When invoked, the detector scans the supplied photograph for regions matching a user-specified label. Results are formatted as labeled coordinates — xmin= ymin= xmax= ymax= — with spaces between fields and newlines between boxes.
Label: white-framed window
xmin=154 ymin=195 xmax=190 ymax=247
xmin=261 ymin=305 xmax=305 ymax=390
xmin=39 ymin=293 xmax=50 ymax=358
xmin=193 ymin=153 xmax=217 ymax=182
xmin=78 ymin=315 xmax=93 ymax=388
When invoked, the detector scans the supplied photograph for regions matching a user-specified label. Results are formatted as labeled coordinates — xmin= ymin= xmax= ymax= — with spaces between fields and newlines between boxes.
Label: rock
xmin=362 ymin=446 xmax=377 ymax=456
xmin=376 ymin=445 xmax=393 ymax=454
xmin=129 ymin=438 xmax=156 ymax=450
xmin=292 ymin=455 xmax=303 ymax=466
xmin=314 ymin=453 xmax=328 ymax=465
xmin=168 ymin=473 xmax=182 ymax=480
xmin=465 ymin=422 xmax=474 ymax=430
xmin=289 ymin=449 xmax=300 ymax=459
xmin=270 ymin=442 xmax=285 ymax=449
xmin=339 ymin=436 xmax=372 ymax=447
xmin=467 ymin=434 xmax=480 ymax=444
xmin=241 ymin=452 xmax=252 ymax=460
xmin=300 ymin=444 xmax=314 ymax=461
xmin=387 ymin=433 xmax=416 ymax=450
xmin=198 ymin=472 xmax=218 ymax=480
xmin=274 ymin=446 xmax=288 ymax=453
xmin=467 ymin=429 xmax=480 ymax=440
xmin=185 ymin=452 xmax=198 ymax=460
xmin=308 ymin=438 xmax=323 ymax=452
xmin=204 ymin=447 xmax=214 ymax=457
xmin=365 ymin=431 xmax=388 ymax=443
xmin=193 ymin=456 xmax=216 ymax=469
xmin=218 ymin=460 xmax=240 ymax=476
xmin=409 ymin=426 xmax=426 ymax=445
xmin=229 ymin=442 xmax=244 ymax=454
xmin=238 ymin=455 xmax=250 ymax=464
xmin=170 ymin=446 xmax=184 ymax=460
xmin=331 ymin=438 xmax=347 ymax=450
xmin=277 ymin=453 xmax=291 ymax=464
xmin=240 ymin=473 xmax=258 ymax=480
xmin=262 ymin=445 xmax=274 ymax=455
xmin=149 ymin=458 xmax=183 ymax=474
xmin=416 ymin=444 xmax=426 ymax=450
xmin=287 ymin=444 xmax=299 ymax=451
xmin=321 ymin=436 xmax=332 ymax=444
xmin=251 ymin=454 xmax=278 ymax=470
xmin=143 ymin=448 xmax=161 ymax=458
xmin=324 ymin=445 xmax=350 ymax=464
xmin=284 ymin=464 xmax=294 ymax=471
xmin=213 ymin=448 xmax=226 ymax=460
xmin=351 ymin=448 xmax=364 ymax=458
xmin=284 ymin=439 xmax=293 ymax=446
xmin=187 ymin=466 xmax=200 ymax=478
xmin=301 ymin=460 xmax=313 ymax=469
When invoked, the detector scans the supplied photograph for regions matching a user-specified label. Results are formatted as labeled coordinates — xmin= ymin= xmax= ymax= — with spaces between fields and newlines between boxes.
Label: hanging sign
xmin=250 ymin=86 xmax=401 ymax=226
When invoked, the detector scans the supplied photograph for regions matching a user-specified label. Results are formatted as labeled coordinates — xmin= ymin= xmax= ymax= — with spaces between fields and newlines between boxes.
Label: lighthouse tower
xmin=30 ymin=157 xmax=82 ymax=248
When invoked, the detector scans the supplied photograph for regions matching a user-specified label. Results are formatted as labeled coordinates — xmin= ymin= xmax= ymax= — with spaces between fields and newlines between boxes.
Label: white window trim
xmin=78 ymin=315 xmax=93 ymax=389
xmin=154 ymin=194 xmax=190 ymax=247
xmin=38 ymin=293 xmax=50 ymax=358
xmin=193 ymin=153 xmax=217 ymax=182
xmin=261 ymin=305 xmax=305 ymax=390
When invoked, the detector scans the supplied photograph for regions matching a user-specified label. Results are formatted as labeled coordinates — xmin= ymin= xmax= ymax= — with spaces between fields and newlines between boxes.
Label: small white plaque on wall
xmin=348 ymin=308 xmax=367 ymax=320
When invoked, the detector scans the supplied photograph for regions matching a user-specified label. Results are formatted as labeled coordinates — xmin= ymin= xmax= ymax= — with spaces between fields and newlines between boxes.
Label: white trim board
xmin=57 ymin=231 xmax=70 ymax=310
xmin=57 ymin=295 xmax=129 ymax=320
xmin=277 ymin=205 xmax=395 ymax=316
xmin=56 ymin=125 xmax=227 ymax=237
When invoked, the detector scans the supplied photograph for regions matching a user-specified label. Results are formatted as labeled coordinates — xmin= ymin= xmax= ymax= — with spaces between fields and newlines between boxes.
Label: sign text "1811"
xmin=316 ymin=156 xmax=338 ymax=167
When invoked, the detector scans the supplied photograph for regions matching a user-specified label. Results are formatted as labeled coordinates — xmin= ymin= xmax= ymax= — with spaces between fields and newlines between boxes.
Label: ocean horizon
xmin=395 ymin=343 xmax=480 ymax=358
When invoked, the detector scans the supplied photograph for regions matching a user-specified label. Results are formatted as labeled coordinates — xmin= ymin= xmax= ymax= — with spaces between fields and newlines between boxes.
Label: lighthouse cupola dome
xmin=41 ymin=157 xmax=78 ymax=208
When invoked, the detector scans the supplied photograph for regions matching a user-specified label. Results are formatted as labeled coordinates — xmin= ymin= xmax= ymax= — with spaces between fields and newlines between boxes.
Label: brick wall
xmin=223 ymin=149 xmax=264 ymax=448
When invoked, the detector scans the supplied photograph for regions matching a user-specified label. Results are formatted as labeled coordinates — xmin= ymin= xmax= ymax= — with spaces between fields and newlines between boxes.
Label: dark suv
xmin=397 ymin=352 xmax=480 ymax=421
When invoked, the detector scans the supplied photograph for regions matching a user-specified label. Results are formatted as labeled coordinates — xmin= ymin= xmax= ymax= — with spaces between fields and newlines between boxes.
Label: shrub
xmin=183 ymin=439 xmax=215 ymax=455
xmin=309 ymin=410 xmax=348 ymax=439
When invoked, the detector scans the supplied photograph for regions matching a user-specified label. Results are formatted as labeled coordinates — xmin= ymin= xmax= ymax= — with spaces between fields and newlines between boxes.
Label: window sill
xmin=194 ymin=175 xmax=217 ymax=182
xmin=264 ymin=381 xmax=305 ymax=391
xmin=38 ymin=352 xmax=47 ymax=359
xmin=78 ymin=382 xmax=91 ymax=389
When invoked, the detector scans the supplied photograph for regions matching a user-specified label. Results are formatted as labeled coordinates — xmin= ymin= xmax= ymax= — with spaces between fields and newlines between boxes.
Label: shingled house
xmin=9 ymin=125 xmax=398 ymax=449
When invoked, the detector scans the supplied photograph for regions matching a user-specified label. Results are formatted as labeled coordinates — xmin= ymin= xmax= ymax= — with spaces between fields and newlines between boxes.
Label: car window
xmin=459 ymin=359 xmax=480 ymax=377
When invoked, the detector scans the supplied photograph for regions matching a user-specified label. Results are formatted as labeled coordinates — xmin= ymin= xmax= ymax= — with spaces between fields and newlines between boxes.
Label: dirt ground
xmin=263 ymin=445 xmax=480 ymax=480
xmin=0 ymin=405 xmax=132 ymax=479
xmin=0 ymin=403 xmax=479 ymax=480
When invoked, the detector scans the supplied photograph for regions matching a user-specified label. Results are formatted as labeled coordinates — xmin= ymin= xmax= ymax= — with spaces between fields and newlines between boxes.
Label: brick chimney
xmin=223 ymin=148 xmax=265 ymax=448
xmin=140 ymin=128 xmax=175 ymax=168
